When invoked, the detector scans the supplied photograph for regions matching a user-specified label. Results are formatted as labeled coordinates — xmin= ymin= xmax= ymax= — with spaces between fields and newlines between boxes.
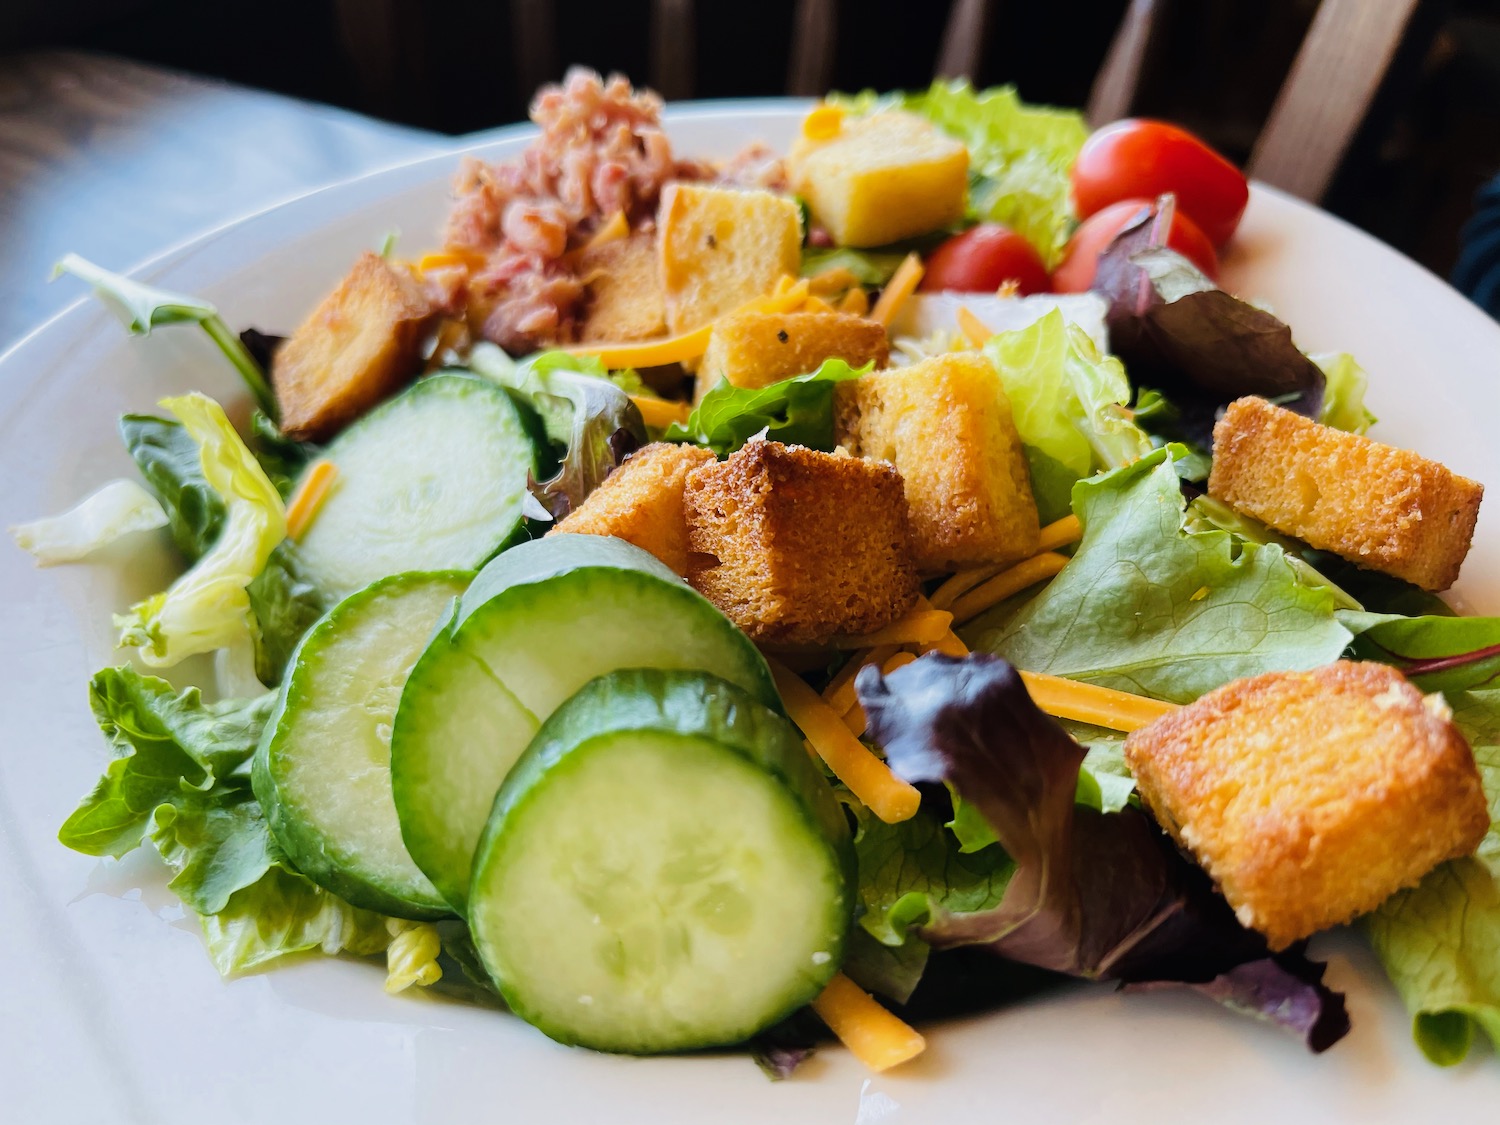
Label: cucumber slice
xmin=253 ymin=570 xmax=471 ymax=918
xmin=391 ymin=534 xmax=778 ymax=911
xmin=469 ymin=669 xmax=854 ymax=1054
xmin=296 ymin=373 xmax=540 ymax=600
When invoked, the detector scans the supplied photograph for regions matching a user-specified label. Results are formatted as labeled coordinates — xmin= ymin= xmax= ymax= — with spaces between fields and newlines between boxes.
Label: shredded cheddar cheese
xmin=812 ymin=973 xmax=926 ymax=1072
xmin=956 ymin=305 xmax=994 ymax=348
xmin=948 ymin=552 xmax=1069 ymax=626
xmin=567 ymin=323 xmax=714 ymax=368
xmin=1037 ymin=514 xmax=1083 ymax=552
xmin=823 ymin=643 xmax=900 ymax=716
xmin=769 ymin=659 xmax=920 ymax=824
xmin=802 ymin=104 xmax=845 ymax=141
xmin=869 ymin=252 xmax=924 ymax=328
xmin=630 ymin=395 xmax=692 ymax=429
xmin=1018 ymin=670 xmax=1177 ymax=732
xmin=285 ymin=460 xmax=339 ymax=542
xmin=826 ymin=605 xmax=953 ymax=649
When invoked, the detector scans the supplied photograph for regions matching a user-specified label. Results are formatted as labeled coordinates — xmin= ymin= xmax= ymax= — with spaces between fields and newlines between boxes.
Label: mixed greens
xmin=15 ymin=76 xmax=1500 ymax=1082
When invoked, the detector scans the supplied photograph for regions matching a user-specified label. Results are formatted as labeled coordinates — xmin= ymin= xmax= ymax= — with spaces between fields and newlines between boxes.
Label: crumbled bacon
xmin=441 ymin=67 xmax=790 ymax=353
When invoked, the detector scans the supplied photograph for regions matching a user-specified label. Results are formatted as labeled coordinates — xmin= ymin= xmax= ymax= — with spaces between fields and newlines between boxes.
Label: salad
xmin=16 ymin=68 xmax=1500 ymax=1078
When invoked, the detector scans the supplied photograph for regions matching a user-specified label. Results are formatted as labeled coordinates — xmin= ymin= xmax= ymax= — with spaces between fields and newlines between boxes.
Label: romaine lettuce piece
xmin=54 ymin=254 xmax=276 ymax=417
xmin=982 ymin=309 xmax=1154 ymax=523
xmin=246 ymin=541 xmax=327 ymax=686
xmin=971 ymin=448 xmax=1352 ymax=702
xmin=115 ymin=393 xmax=286 ymax=667
xmin=665 ymin=357 xmax=870 ymax=457
xmin=10 ymin=479 xmax=166 ymax=566
xmin=119 ymin=414 xmax=225 ymax=560
xmin=1313 ymin=351 xmax=1376 ymax=433
xmin=58 ymin=667 xmax=272 ymax=858
xmin=1364 ymin=689 xmax=1500 ymax=1064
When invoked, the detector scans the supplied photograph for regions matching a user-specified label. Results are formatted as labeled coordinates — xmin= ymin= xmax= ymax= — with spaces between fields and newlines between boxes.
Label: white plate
xmin=3 ymin=101 xmax=1499 ymax=1125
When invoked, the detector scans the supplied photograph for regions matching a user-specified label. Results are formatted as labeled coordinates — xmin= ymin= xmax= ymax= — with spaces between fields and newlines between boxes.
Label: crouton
xmin=658 ymin=184 xmax=802 ymax=334
xmin=551 ymin=442 xmax=715 ymax=575
xmin=578 ymin=232 xmax=667 ymax=342
xmin=1124 ymin=661 xmax=1490 ymax=950
xmin=683 ymin=440 xmax=919 ymax=644
xmin=788 ymin=111 xmax=968 ymax=248
xmin=272 ymin=252 xmax=435 ymax=441
xmin=696 ymin=309 xmax=890 ymax=401
xmin=835 ymin=353 xmax=1039 ymax=573
xmin=1208 ymin=396 xmax=1482 ymax=591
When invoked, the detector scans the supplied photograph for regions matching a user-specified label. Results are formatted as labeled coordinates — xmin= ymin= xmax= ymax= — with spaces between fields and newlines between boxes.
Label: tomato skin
xmin=1071 ymin=119 xmax=1248 ymax=246
xmin=920 ymin=224 xmax=1053 ymax=295
xmin=1051 ymin=199 xmax=1219 ymax=293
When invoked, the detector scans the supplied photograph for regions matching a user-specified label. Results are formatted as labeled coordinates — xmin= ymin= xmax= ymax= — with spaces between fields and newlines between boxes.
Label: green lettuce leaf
xmin=800 ymin=246 xmax=909 ymax=287
xmin=119 ymin=414 xmax=226 ymax=560
xmin=54 ymin=253 xmax=276 ymax=417
xmin=9 ymin=479 xmax=167 ymax=566
xmin=665 ymin=357 xmax=870 ymax=457
xmin=115 ymin=393 xmax=287 ymax=667
xmin=147 ymin=786 xmax=393 ymax=976
xmin=972 ymin=449 xmax=1353 ymax=702
xmin=246 ymin=541 xmax=328 ymax=686
xmin=467 ymin=344 xmax=645 ymax=519
xmin=1364 ymin=690 xmax=1500 ymax=1064
xmin=1342 ymin=612 xmax=1500 ymax=694
xmin=58 ymin=667 xmax=272 ymax=858
xmin=1313 ymin=351 xmax=1376 ymax=434
xmin=249 ymin=410 xmax=319 ymax=501
xmin=982 ymin=310 xmax=1154 ymax=523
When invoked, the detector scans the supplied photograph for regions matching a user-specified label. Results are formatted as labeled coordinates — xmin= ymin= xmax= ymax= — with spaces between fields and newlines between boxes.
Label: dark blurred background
xmin=3 ymin=0 xmax=1500 ymax=283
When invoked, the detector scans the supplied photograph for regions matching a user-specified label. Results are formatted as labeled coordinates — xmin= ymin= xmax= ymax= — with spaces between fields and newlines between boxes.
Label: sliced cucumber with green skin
xmin=296 ymin=373 xmax=541 ymax=600
xmin=469 ymin=669 xmax=854 ymax=1054
xmin=253 ymin=570 xmax=471 ymax=919
xmin=391 ymin=533 xmax=779 ymax=912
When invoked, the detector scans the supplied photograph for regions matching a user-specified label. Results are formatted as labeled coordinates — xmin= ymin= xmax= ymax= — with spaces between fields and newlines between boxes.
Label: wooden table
xmin=0 ymin=50 xmax=449 ymax=350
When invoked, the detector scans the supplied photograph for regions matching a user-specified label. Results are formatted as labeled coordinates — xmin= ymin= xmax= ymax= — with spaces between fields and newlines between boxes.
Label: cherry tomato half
xmin=920 ymin=224 xmax=1052 ymax=295
xmin=1071 ymin=119 xmax=1248 ymax=247
xmin=1051 ymin=198 xmax=1219 ymax=293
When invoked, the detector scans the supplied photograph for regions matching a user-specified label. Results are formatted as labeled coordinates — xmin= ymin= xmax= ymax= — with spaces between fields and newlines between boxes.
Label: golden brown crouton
xmin=551 ymin=442 xmax=716 ymax=575
xmin=578 ymin=232 xmax=667 ymax=342
xmin=1124 ymin=661 xmax=1490 ymax=950
xmin=683 ymin=440 xmax=919 ymax=644
xmin=696 ymin=309 xmax=889 ymax=401
xmin=788 ymin=111 xmax=968 ymax=247
xmin=835 ymin=353 xmax=1039 ymax=573
xmin=272 ymin=252 xmax=434 ymax=441
xmin=658 ymin=184 xmax=802 ymax=334
xmin=1208 ymin=396 xmax=1482 ymax=591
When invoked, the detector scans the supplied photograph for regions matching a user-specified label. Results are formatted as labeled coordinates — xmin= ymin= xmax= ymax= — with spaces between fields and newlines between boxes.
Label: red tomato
xmin=1071 ymin=119 xmax=1248 ymax=246
xmin=1051 ymin=199 xmax=1219 ymax=293
xmin=920 ymin=224 xmax=1053 ymax=295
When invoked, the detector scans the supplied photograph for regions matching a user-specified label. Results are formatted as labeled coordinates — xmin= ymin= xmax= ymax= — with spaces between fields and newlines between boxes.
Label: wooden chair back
xmin=335 ymin=0 xmax=1427 ymax=204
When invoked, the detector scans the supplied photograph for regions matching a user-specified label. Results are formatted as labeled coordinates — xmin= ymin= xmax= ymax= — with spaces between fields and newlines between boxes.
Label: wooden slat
xmin=787 ymin=0 xmax=839 ymax=96
xmin=510 ymin=0 xmax=559 ymax=107
xmin=650 ymin=0 xmax=698 ymax=101
xmin=1085 ymin=0 xmax=1164 ymax=127
xmin=934 ymin=0 xmax=994 ymax=81
xmin=1247 ymin=0 xmax=1422 ymax=203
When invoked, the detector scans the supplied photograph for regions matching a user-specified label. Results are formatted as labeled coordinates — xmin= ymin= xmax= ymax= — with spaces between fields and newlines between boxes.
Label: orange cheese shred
xmin=838 ymin=287 xmax=871 ymax=317
xmin=869 ymin=252 xmax=924 ymax=328
xmin=948 ymin=552 xmax=1069 ymax=626
xmin=823 ymin=643 xmax=900 ymax=716
xmin=285 ymin=460 xmax=339 ymax=542
xmin=630 ymin=395 xmax=692 ymax=429
xmin=1019 ymin=670 xmax=1177 ymax=733
xmin=1037 ymin=514 xmax=1083 ymax=552
xmin=769 ymin=660 xmax=920 ymax=824
xmin=812 ymin=973 xmax=926 ymax=1072
xmin=566 ymin=323 xmax=714 ymax=369
xmin=956 ymin=305 xmax=994 ymax=348
xmin=826 ymin=604 xmax=953 ymax=649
